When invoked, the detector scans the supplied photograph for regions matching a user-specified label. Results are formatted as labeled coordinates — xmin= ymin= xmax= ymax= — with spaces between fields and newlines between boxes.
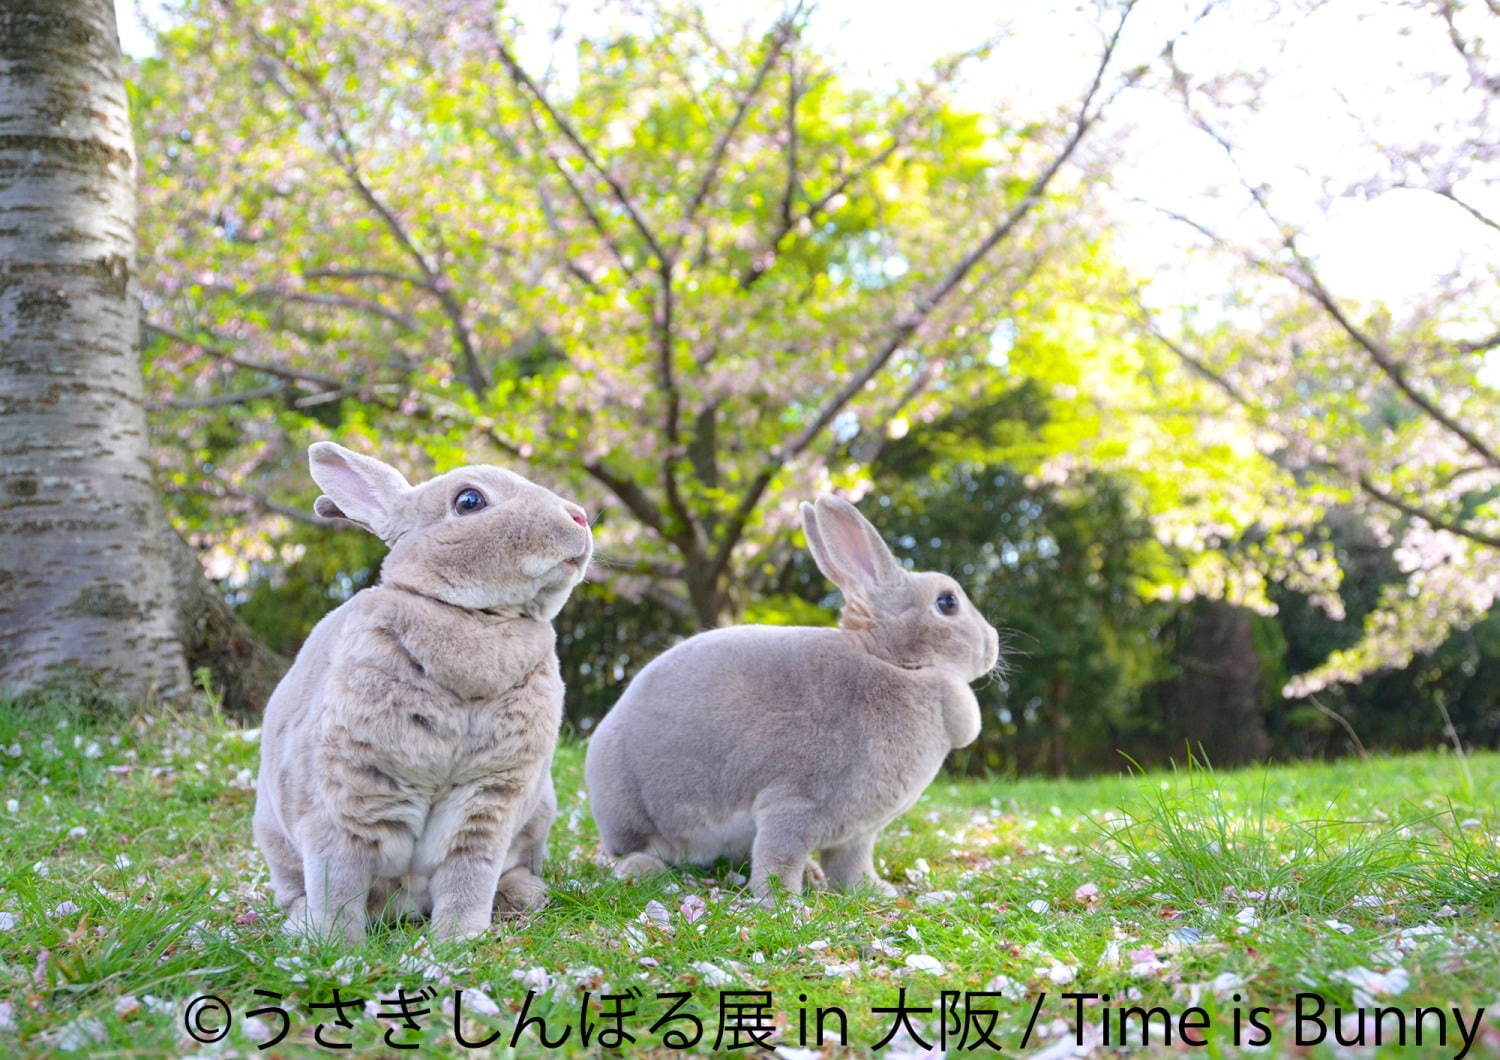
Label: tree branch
xmin=495 ymin=36 xmax=670 ymax=267
xmin=707 ymin=0 xmax=1141 ymax=583
xmin=1140 ymin=309 xmax=1500 ymax=552
xmin=237 ymin=20 xmax=493 ymax=397
xmin=144 ymin=320 xmax=345 ymax=390
xmin=1176 ymin=108 xmax=1500 ymax=471
xmin=677 ymin=11 xmax=800 ymax=243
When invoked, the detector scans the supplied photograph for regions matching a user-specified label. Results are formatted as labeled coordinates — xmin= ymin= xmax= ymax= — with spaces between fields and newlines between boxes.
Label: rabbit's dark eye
xmin=935 ymin=591 xmax=959 ymax=616
xmin=454 ymin=488 xmax=486 ymax=515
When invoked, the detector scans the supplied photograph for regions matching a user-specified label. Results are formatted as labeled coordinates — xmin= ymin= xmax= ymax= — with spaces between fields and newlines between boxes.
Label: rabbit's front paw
xmin=430 ymin=907 xmax=494 ymax=941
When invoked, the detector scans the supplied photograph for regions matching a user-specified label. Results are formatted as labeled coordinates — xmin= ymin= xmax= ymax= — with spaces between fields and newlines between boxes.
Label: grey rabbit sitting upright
xmin=585 ymin=493 xmax=999 ymax=903
xmin=252 ymin=442 xmax=592 ymax=942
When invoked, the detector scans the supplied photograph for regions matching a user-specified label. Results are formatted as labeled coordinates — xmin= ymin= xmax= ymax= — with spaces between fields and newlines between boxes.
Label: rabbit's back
xmin=587 ymin=624 xmax=956 ymax=862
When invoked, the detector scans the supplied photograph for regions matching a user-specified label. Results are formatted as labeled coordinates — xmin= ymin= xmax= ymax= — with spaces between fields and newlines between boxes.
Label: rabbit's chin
xmin=435 ymin=560 xmax=585 ymax=616
xmin=519 ymin=552 xmax=588 ymax=580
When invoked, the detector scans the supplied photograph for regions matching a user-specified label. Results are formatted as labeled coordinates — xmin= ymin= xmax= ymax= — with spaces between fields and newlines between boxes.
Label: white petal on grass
xmin=0 ymin=1001 xmax=15 ymax=1034
xmin=640 ymin=900 xmax=672 ymax=929
xmin=51 ymin=900 xmax=80 ymax=918
xmin=46 ymin=1017 xmax=105 ymax=1052
xmin=904 ymin=953 xmax=944 ymax=974
xmin=0 ymin=911 xmax=18 ymax=931
xmin=1337 ymin=966 xmax=1410 ymax=1008
xmin=1044 ymin=959 xmax=1077 ymax=985
xmin=776 ymin=1048 xmax=824 ymax=1060
xmin=1210 ymin=972 xmax=1246 ymax=997
xmin=5 ymin=799 xmax=17 ymax=814
xmin=1323 ymin=919 xmax=1355 ymax=935
xmin=1167 ymin=926 xmax=1205 ymax=949
xmin=461 ymin=988 xmax=501 ymax=1016
xmin=691 ymin=960 xmax=734 ymax=986
xmin=806 ymin=939 xmax=829 ymax=952
xmin=985 ymin=974 xmax=1026 ymax=999
xmin=66 ymin=826 xmax=85 ymax=840
xmin=243 ymin=1016 xmax=275 ymax=1043
xmin=512 ymin=966 xmax=554 ymax=992
xmin=916 ymin=890 xmax=957 ymax=907
xmin=1027 ymin=899 xmax=1050 ymax=914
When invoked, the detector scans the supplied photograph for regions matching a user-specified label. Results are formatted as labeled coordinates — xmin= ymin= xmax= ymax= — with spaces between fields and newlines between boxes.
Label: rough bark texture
xmin=165 ymin=529 xmax=288 ymax=718
xmin=1170 ymin=599 xmax=1271 ymax=767
xmin=0 ymin=0 xmax=189 ymax=700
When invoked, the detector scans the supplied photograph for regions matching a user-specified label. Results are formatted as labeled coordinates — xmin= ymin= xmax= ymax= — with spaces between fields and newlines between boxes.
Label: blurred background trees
xmin=70 ymin=0 xmax=1496 ymax=771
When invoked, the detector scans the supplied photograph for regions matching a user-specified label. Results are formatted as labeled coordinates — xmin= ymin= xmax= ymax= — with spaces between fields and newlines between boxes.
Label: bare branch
xmin=1435 ymin=185 xmax=1500 ymax=234
xmin=302 ymin=267 xmax=427 ymax=287
xmin=151 ymin=382 xmax=287 ymax=411
xmin=780 ymin=46 xmax=801 ymax=233
xmin=165 ymin=481 xmax=326 ymax=527
xmin=474 ymin=102 xmax=607 ymax=292
xmin=235 ymin=285 xmax=420 ymax=331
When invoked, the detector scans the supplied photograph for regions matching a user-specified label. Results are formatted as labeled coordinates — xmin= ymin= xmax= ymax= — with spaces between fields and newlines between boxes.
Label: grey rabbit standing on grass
xmin=585 ymin=493 xmax=1000 ymax=904
xmin=252 ymin=442 xmax=592 ymax=942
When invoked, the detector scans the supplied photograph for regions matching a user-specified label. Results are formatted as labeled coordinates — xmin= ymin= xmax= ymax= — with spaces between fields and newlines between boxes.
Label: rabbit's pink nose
xmin=566 ymin=508 xmax=588 ymax=528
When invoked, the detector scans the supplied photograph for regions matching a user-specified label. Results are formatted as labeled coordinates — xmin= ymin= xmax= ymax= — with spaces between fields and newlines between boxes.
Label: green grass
xmin=0 ymin=694 xmax=1496 ymax=1056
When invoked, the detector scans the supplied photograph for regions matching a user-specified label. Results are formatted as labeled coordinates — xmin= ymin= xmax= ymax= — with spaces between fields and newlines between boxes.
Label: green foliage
xmin=126 ymin=0 xmax=1496 ymax=765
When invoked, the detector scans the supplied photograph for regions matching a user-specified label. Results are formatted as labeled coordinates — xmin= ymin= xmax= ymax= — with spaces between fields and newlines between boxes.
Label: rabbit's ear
xmin=804 ymin=494 xmax=901 ymax=596
xmin=308 ymin=442 xmax=411 ymax=541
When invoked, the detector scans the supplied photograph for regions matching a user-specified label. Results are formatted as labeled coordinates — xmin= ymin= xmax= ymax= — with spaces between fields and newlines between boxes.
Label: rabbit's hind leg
xmin=613 ymin=850 xmax=670 ymax=877
xmin=255 ymin=810 xmax=307 ymax=923
xmin=748 ymin=801 xmax=818 ymax=907
xmin=494 ymin=865 xmax=549 ymax=913
xmin=820 ymin=831 xmax=897 ymax=898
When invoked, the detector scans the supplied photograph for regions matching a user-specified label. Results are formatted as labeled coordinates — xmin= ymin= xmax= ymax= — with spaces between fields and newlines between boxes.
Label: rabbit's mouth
xmin=550 ymin=547 xmax=592 ymax=576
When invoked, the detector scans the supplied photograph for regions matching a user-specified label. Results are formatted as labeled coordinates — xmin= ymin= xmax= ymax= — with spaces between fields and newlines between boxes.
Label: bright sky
xmin=115 ymin=0 xmax=1498 ymax=374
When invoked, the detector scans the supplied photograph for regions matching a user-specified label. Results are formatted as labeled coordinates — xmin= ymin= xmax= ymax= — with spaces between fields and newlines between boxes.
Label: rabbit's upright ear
xmin=802 ymin=494 xmax=901 ymax=598
xmin=308 ymin=442 xmax=411 ymax=541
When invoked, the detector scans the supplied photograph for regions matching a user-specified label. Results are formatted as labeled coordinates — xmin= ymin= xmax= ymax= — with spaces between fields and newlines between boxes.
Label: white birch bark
xmin=0 ymin=0 xmax=189 ymax=700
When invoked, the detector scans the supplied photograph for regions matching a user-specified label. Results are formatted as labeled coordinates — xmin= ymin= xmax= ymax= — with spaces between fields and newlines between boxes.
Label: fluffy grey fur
xmin=252 ymin=442 xmax=591 ymax=942
xmin=585 ymin=494 xmax=999 ymax=902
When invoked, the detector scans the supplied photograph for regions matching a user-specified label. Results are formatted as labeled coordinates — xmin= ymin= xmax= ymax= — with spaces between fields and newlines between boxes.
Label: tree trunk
xmin=0 ymin=0 xmax=189 ymax=701
xmin=164 ymin=528 xmax=288 ymax=718
xmin=1170 ymin=600 xmax=1270 ymax=768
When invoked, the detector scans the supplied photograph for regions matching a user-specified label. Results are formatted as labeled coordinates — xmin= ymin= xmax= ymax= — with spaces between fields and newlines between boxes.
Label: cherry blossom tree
xmin=135 ymin=0 xmax=1182 ymax=629
xmin=1132 ymin=0 xmax=1498 ymax=692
